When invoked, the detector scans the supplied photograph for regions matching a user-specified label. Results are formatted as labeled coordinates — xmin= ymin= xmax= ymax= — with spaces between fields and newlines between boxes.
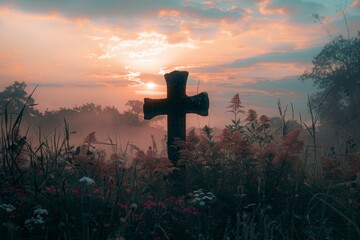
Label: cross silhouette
xmin=143 ymin=71 xmax=209 ymax=164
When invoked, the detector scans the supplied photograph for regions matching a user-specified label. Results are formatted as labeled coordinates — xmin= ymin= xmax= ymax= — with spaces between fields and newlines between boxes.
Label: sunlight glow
xmin=94 ymin=31 xmax=198 ymax=73
xmin=146 ymin=82 xmax=156 ymax=90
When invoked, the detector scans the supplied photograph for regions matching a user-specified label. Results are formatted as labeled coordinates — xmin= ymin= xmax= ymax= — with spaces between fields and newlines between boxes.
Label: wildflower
xmin=34 ymin=208 xmax=48 ymax=216
xmin=84 ymin=132 xmax=97 ymax=145
xmin=191 ymin=189 xmax=216 ymax=207
xmin=193 ymin=189 xmax=203 ymax=194
xmin=245 ymin=109 xmax=258 ymax=123
xmin=118 ymin=203 xmax=129 ymax=210
xmin=79 ymin=176 xmax=95 ymax=185
xmin=0 ymin=204 xmax=16 ymax=213
xmin=282 ymin=129 xmax=303 ymax=153
xmin=25 ymin=208 xmax=48 ymax=231
xmin=259 ymin=115 xmax=270 ymax=126
xmin=130 ymin=203 xmax=138 ymax=211
xmin=25 ymin=217 xmax=45 ymax=230
xmin=227 ymin=93 xmax=245 ymax=118
xmin=72 ymin=188 xmax=81 ymax=197
xmin=47 ymin=185 xmax=56 ymax=193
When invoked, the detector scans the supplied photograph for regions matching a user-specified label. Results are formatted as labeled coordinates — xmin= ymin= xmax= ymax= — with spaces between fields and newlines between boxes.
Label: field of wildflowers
xmin=1 ymin=97 xmax=360 ymax=240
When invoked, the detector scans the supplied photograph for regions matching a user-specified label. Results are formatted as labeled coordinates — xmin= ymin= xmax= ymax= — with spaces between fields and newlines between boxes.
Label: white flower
xmin=79 ymin=176 xmax=95 ymax=185
xmin=193 ymin=189 xmax=203 ymax=194
xmin=130 ymin=203 xmax=138 ymax=211
xmin=25 ymin=216 xmax=46 ymax=230
xmin=0 ymin=204 xmax=16 ymax=213
xmin=34 ymin=208 xmax=48 ymax=215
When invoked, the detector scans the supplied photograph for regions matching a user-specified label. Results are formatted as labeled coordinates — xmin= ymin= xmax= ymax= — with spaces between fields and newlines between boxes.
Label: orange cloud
xmin=96 ymin=81 xmax=115 ymax=88
xmin=202 ymin=1 xmax=217 ymax=7
xmin=351 ymin=0 xmax=360 ymax=8
xmin=258 ymin=0 xmax=286 ymax=15
xmin=158 ymin=9 xmax=180 ymax=17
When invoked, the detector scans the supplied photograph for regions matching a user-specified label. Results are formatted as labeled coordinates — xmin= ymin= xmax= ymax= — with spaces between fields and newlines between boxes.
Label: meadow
xmin=0 ymin=94 xmax=359 ymax=240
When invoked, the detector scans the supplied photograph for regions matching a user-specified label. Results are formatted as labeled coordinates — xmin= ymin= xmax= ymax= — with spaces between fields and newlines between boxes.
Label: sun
xmin=146 ymin=82 xmax=156 ymax=90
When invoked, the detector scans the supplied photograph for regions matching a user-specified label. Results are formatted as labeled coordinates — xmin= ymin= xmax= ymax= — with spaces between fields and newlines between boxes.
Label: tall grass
xmin=0 ymin=99 xmax=359 ymax=239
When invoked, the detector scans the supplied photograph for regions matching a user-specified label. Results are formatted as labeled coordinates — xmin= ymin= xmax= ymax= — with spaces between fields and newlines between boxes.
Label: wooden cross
xmin=143 ymin=71 xmax=209 ymax=164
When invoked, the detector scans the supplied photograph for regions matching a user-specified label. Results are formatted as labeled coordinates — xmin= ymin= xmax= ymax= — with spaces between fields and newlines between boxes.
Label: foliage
xmin=300 ymin=32 xmax=360 ymax=135
xmin=1 ymin=95 xmax=360 ymax=239
xmin=226 ymin=93 xmax=245 ymax=133
xmin=122 ymin=100 xmax=145 ymax=126
xmin=0 ymin=81 xmax=40 ymax=118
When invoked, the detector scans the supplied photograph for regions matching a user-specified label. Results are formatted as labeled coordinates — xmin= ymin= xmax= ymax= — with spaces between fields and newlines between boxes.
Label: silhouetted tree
xmin=122 ymin=100 xmax=145 ymax=126
xmin=0 ymin=81 xmax=40 ymax=118
xmin=300 ymin=33 xmax=360 ymax=134
xmin=74 ymin=103 xmax=102 ymax=115
xmin=126 ymin=100 xmax=143 ymax=116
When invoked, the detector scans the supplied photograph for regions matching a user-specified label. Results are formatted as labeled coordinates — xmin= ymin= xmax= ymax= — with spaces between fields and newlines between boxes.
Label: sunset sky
xmin=1 ymin=0 xmax=360 ymax=127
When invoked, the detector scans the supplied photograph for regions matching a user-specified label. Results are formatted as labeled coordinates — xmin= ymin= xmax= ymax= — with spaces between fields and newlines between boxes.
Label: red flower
xmin=118 ymin=203 xmax=129 ymax=210
xmin=72 ymin=188 xmax=81 ymax=197
xmin=47 ymin=185 xmax=56 ymax=193
xmin=282 ymin=129 xmax=303 ymax=153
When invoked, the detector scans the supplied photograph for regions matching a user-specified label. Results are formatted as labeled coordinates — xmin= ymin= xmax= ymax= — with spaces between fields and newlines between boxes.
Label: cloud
xmin=215 ymin=76 xmax=316 ymax=99
xmin=240 ymin=76 xmax=316 ymax=94
xmin=31 ymin=83 xmax=65 ymax=88
xmin=82 ymin=71 xmax=129 ymax=79
xmin=351 ymin=0 xmax=360 ymax=8
xmin=221 ymin=46 xmax=322 ymax=68
xmin=0 ymin=0 xmax=175 ymax=18
xmin=0 ymin=1 xmax=245 ymax=44
xmin=97 ymin=32 xmax=198 ymax=61
xmin=185 ymin=5 xmax=243 ymax=23
xmin=259 ymin=0 xmax=325 ymax=23
xmin=0 ymin=0 xmax=243 ymax=22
